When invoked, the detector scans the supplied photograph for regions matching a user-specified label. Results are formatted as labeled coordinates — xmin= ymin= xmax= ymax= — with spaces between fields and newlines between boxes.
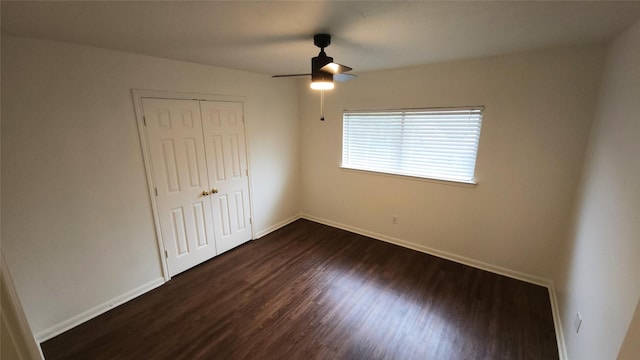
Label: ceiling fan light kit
xmin=273 ymin=33 xmax=356 ymax=120
xmin=272 ymin=33 xmax=356 ymax=88
xmin=310 ymin=80 xmax=334 ymax=90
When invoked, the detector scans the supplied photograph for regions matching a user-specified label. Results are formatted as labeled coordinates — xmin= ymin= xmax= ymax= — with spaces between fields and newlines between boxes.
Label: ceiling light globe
xmin=310 ymin=81 xmax=334 ymax=90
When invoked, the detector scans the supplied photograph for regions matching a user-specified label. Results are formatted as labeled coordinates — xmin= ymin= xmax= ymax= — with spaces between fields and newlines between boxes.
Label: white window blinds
xmin=342 ymin=107 xmax=483 ymax=184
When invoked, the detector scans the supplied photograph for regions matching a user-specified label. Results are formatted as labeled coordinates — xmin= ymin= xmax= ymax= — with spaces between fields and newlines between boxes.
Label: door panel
xmin=233 ymin=190 xmax=248 ymax=231
xmin=142 ymin=98 xmax=217 ymax=277
xmin=201 ymin=101 xmax=252 ymax=254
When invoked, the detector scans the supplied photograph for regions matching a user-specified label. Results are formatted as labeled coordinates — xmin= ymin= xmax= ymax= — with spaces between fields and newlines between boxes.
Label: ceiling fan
xmin=273 ymin=34 xmax=357 ymax=90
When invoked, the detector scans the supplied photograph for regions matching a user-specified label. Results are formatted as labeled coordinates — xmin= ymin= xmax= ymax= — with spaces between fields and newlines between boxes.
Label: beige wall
xmin=555 ymin=19 xmax=640 ymax=360
xmin=1 ymin=36 xmax=300 ymax=338
xmin=299 ymin=46 xmax=605 ymax=280
xmin=3 ymin=29 xmax=637 ymax=359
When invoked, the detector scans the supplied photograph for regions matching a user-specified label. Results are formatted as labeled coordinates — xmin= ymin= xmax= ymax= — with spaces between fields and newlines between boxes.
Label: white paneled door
xmin=200 ymin=101 xmax=252 ymax=254
xmin=142 ymin=98 xmax=252 ymax=277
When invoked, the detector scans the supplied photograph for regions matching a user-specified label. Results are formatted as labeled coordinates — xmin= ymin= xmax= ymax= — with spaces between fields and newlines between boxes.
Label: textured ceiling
xmin=2 ymin=1 xmax=640 ymax=76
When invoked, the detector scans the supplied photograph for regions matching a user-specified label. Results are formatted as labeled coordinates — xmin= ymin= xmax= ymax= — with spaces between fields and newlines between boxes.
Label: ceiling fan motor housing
xmin=312 ymin=51 xmax=334 ymax=83
xmin=313 ymin=34 xmax=331 ymax=49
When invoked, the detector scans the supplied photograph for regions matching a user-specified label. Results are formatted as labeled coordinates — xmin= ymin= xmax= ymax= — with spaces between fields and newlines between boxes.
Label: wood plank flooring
xmin=41 ymin=219 xmax=559 ymax=359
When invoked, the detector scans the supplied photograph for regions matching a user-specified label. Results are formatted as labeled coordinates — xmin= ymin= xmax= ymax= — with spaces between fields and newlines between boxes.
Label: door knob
xmin=211 ymin=188 xmax=219 ymax=194
xmin=202 ymin=190 xmax=210 ymax=196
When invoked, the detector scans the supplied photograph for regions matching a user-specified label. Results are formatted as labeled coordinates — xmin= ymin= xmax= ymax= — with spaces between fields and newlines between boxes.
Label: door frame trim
xmin=131 ymin=89 xmax=255 ymax=281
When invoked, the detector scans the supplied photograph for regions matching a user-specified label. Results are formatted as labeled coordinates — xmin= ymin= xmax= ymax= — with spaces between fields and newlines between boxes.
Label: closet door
xmin=200 ymin=101 xmax=252 ymax=254
xmin=142 ymin=98 xmax=217 ymax=277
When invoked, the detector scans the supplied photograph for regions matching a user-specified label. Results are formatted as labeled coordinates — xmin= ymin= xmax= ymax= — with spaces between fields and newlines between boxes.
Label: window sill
xmin=339 ymin=166 xmax=478 ymax=188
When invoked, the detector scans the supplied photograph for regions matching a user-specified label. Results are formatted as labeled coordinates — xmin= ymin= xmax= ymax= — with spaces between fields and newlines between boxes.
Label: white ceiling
xmin=2 ymin=1 xmax=640 ymax=76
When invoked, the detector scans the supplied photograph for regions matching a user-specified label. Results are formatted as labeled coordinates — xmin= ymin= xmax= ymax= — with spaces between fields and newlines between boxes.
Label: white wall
xmin=1 ymin=36 xmax=300 ymax=338
xmin=299 ymin=46 xmax=605 ymax=281
xmin=555 ymin=19 xmax=640 ymax=360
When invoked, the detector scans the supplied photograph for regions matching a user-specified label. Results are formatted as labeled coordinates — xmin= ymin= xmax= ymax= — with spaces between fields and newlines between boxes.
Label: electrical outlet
xmin=392 ymin=215 xmax=398 ymax=224
xmin=575 ymin=312 xmax=583 ymax=333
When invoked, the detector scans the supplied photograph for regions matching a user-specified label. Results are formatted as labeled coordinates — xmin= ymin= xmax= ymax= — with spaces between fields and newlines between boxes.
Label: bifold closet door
xmin=142 ymin=98 xmax=217 ymax=277
xmin=142 ymin=98 xmax=252 ymax=277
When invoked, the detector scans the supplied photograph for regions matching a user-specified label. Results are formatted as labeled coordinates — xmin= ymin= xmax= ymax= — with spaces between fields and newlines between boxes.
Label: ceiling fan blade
xmin=320 ymin=62 xmax=352 ymax=74
xmin=334 ymin=73 xmax=357 ymax=82
xmin=272 ymin=73 xmax=311 ymax=78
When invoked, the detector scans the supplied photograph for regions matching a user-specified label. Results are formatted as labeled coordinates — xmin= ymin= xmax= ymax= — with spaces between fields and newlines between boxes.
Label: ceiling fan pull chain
xmin=320 ymin=90 xmax=325 ymax=121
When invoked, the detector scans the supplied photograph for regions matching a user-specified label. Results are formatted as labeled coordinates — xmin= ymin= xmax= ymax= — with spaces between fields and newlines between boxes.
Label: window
xmin=341 ymin=107 xmax=483 ymax=184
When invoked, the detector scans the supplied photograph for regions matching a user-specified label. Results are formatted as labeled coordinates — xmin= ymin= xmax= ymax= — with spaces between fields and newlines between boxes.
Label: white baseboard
xmin=34 ymin=214 xmax=303 ymax=344
xmin=33 ymin=215 xmax=568 ymax=359
xmin=548 ymin=283 xmax=568 ymax=360
xmin=301 ymin=213 xmax=549 ymax=285
xmin=300 ymin=213 xmax=568 ymax=360
xmin=36 ymin=277 xmax=165 ymax=343
xmin=254 ymin=213 xmax=302 ymax=239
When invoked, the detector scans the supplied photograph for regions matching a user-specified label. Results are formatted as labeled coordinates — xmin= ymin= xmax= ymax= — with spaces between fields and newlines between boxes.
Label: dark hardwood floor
xmin=42 ymin=219 xmax=559 ymax=359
